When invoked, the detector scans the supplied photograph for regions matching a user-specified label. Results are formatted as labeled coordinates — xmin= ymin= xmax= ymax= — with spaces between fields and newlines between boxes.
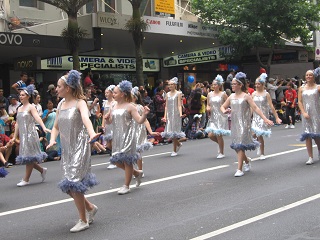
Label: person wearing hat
xmin=44 ymin=84 xmax=58 ymax=108
xmin=188 ymin=114 xmax=205 ymax=139
xmin=8 ymin=94 xmax=20 ymax=118
xmin=11 ymin=84 xmax=50 ymax=187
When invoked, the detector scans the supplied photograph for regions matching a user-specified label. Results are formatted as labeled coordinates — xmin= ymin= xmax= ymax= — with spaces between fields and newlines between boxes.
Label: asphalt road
xmin=1 ymin=122 xmax=320 ymax=240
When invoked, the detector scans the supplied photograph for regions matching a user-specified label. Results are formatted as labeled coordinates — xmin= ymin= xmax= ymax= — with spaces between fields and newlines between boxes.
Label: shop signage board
xmin=41 ymin=56 xmax=160 ymax=72
xmin=163 ymin=46 xmax=233 ymax=67
xmin=94 ymin=12 xmax=218 ymax=39
xmin=155 ymin=0 xmax=175 ymax=17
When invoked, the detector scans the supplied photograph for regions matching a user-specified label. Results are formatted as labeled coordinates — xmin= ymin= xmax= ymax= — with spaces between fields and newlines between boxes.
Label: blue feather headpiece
xmin=118 ymin=80 xmax=132 ymax=94
xmin=214 ymin=74 xmax=224 ymax=85
xmin=257 ymin=73 xmax=268 ymax=83
xmin=235 ymin=72 xmax=246 ymax=84
xmin=107 ymin=85 xmax=115 ymax=92
xmin=131 ymin=86 xmax=139 ymax=99
xmin=20 ymin=84 xmax=35 ymax=96
xmin=65 ymin=70 xmax=81 ymax=89
xmin=314 ymin=67 xmax=320 ymax=78
xmin=170 ymin=77 xmax=178 ymax=85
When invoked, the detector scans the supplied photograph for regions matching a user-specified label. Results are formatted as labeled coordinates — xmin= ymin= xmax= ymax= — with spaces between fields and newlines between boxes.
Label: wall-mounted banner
xmin=41 ymin=56 xmax=160 ymax=72
xmin=94 ymin=12 xmax=218 ymax=39
xmin=163 ymin=46 xmax=234 ymax=67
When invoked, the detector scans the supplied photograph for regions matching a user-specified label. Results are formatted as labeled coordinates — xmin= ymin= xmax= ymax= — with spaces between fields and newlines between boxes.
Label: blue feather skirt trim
xmin=230 ymin=140 xmax=260 ymax=151
xmin=300 ymin=133 xmax=320 ymax=141
xmin=16 ymin=152 xmax=48 ymax=165
xmin=103 ymin=134 xmax=113 ymax=141
xmin=205 ymin=127 xmax=231 ymax=136
xmin=136 ymin=142 xmax=153 ymax=153
xmin=58 ymin=173 xmax=98 ymax=194
xmin=161 ymin=131 xmax=186 ymax=139
xmin=252 ymin=128 xmax=271 ymax=137
xmin=110 ymin=152 xmax=139 ymax=165
xmin=0 ymin=167 xmax=8 ymax=178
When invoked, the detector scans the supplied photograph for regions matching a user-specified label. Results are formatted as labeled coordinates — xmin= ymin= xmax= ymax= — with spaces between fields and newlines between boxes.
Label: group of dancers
xmin=1 ymin=67 xmax=320 ymax=233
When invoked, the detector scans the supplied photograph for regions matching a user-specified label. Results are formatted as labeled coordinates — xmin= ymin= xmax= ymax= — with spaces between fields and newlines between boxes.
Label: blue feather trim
xmin=205 ymin=127 xmax=231 ymax=136
xmin=300 ymin=132 xmax=320 ymax=141
xmin=110 ymin=152 xmax=139 ymax=165
xmin=161 ymin=131 xmax=186 ymax=139
xmin=103 ymin=133 xmax=113 ymax=141
xmin=0 ymin=167 xmax=8 ymax=178
xmin=16 ymin=152 xmax=48 ymax=165
xmin=136 ymin=142 xmax=153 ymax=153
xmin=251 ymin=128 xmax=271 ymax=137
xmin=230 ymin=140 xmax=260 ymax=151
xmin=58 ymin=173 xmax=98 ymax=194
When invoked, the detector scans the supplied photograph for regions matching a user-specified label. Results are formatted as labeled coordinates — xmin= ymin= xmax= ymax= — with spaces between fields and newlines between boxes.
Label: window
xmin=86 ymin=1 xmax=94 ymax=13
xmin=19 ymin=0 xmax=37 ymax=8
xmin=140 ymin=0 xmax=151 ymax=16
xmin=104 ymin=0 xmax=116 ymax=13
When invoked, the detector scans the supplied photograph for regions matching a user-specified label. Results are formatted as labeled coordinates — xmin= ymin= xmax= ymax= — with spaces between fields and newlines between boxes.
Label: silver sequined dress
xmin=205 ymin=92 xmax=230 ymax=136
xmin=57 ymin=100 xmax=98 ymax=194
xmin=161 ymin=92 xmax=185 ymax=139
xmin=230 ymin=94 xmax=259 ymax=151
xmin=133 ymin=104 xmax=152 ymax=153
xmin=110 ymin=104 xmax=139 ymax=164
xmin=251 ymin=91 xmax=271 ymax=137
xmin=300 ymin=86 xmax=320 ymax=141
xmin=103 ymin=100 xmax=114 ymax=141
xmin=16 ymin=108 xmax=47 ymax=165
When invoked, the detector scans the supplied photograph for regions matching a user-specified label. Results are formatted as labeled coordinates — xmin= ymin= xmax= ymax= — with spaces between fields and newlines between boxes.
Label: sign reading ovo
xmin=0 ymin=33 xmax=23 ymax=45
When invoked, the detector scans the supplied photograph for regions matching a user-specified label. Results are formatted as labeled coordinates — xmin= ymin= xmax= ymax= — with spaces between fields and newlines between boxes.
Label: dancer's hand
xmin=275 ymin=117 xmax=282 ymax=124
xmin=143 ymin=106 xmax=150 ymax=115
xmin=88 ymin=132 xmax=102 ymax=144
xmin=265 ymin=119 xmax=274 ymax=126
xmin=303 ymin=112 xmax=310 ymax=119
xmin=43 ymin=127 xmax=51 ymax=134
xmin=223 ymin=108 xmax=231 ymax=114
xmin=46 ymin=141 xmax=56 ymax=150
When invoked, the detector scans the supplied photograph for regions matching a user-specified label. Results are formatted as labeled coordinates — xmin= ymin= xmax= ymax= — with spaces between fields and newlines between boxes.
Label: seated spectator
xmin=188 ymin=114 xmax=206 ymax=139
xmin=0 ymin=133 xmax=14 ymax=167
xmin=8 ymin=94 xmax=20 ymax=118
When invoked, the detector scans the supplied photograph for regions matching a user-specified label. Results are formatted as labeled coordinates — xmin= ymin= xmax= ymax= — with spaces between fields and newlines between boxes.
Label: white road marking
xmin=0 ymin=165 xmax=229 ymax=217
xmin=190 ymin=193 xmax=320 ymax=240
xmin=92 ymin=152 xmax=172 ymax=166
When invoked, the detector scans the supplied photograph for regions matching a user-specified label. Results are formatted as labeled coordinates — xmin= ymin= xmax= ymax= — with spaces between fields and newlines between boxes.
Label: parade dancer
xmin=221 ymin=72 xmax=273 ymax=177
xmin=12 ymin=85 xmax=49 ymax=186
xmin=102 ymin=85 xmax=116 ymax=169
xmin=205 ymin=75 xmax=230 ymax=158
xmin=161 ymin=77 xmax=185 ymax=157
xmin=131 ymin=87 xmax=158 ymax=176
xmin=251 ymin=73 xmax=282 ymax=160
xmin=47 ymin=71 xmax=100 ymax=233
xmin=104 ymin=80 xmax=149 ymax=195
xmin=298 ymin=68 xmax=320 ymax=165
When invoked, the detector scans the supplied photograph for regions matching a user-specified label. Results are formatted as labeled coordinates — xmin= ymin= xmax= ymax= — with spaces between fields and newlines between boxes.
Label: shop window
xmin=104 ymin=0 xmax=115 ymax=13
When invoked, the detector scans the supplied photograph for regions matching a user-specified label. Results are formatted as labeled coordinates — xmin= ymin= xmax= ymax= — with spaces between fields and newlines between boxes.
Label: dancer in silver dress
xmin=205 ymin=75 xmax=230 ymax=159
xmin=131 ymin=87 xmax=158 ymax=176
xmin=298 ymin=68 xmax=320 ymax=165
xmin=104 ymin=80 xmax=149 ymax=195
xmin=221 ymin=72 xmax=273 ymax=177
xmin=251 ymin=73 xmax=281 ymax=160
xmin=12 ymin=84 xmax=49 ymax=187
xmin=161 ymin=77 xmax=185 ymax=157
xmin=47 ymin=71 xmax=100 ymax=233
xmin=102 ymin=85 xmax=116 ymax=169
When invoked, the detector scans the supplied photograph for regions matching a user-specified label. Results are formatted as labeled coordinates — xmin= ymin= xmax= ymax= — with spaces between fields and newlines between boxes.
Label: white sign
xmin=41 ymin=56 xmax=160 ymax=72
xmin=0 ymin=33 xmax=23 ymax=46
xmin=163 ymin=46 xmax=233 ymax=67
xmin=94 ymin=12 xmax=218 ymax=39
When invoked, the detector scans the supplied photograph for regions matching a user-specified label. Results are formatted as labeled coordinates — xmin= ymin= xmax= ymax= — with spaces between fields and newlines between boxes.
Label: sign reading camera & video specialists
xmin=41 ymin=56 xmax=160 ymax=72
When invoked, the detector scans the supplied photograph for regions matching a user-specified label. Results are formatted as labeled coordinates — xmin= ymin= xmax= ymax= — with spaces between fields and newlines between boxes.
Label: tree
xmin=38 ymin=0 xmax=91 ymax=70
xmin=191 ymin=0 xmax=320 ymax=73
xmin=125 ymin=0 xmax=149 ymax=87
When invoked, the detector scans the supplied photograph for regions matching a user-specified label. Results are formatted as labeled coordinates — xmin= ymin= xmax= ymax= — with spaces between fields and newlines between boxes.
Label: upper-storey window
xmin=140 ymin=0 xmax=151 ymax=16
xmin=19 ymin=0 xmax=37 ymax=8
xmin=104 ymin=0 xmax=115 ymax=13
